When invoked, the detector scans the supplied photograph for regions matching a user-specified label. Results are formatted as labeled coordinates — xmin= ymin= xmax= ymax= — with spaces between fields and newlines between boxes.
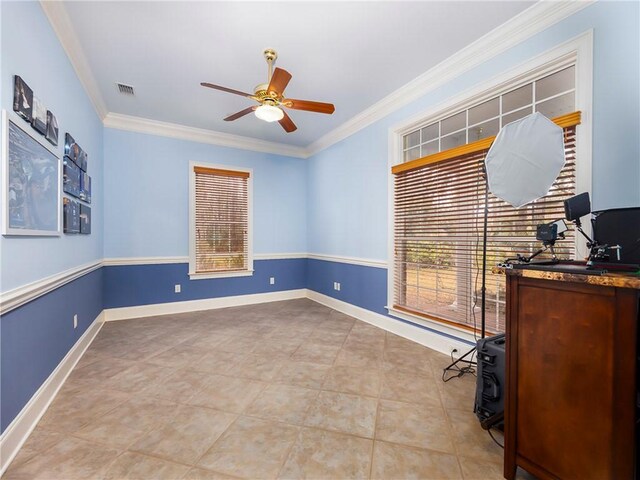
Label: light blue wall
xmin=307 ymin=1 xmax=640 ymax=261
xmin=103 ymin=129 xmax=306 ymax=258
xmin=306 ymin=127 xmax=389 ymax=261
xmin=0 ymin=1 xmax=104 ymax=293
xmin=0 ymin=2 xmax=105 ymax=434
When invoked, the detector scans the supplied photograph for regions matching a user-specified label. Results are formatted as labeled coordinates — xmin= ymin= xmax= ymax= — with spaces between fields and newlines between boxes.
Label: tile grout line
xmin=440 ymin=378 xmax=469 ymax=479
xmin=273 ymin=422 xmax=304 ymax=479
xmin=188 ymin=411 xmax=245 ymax=473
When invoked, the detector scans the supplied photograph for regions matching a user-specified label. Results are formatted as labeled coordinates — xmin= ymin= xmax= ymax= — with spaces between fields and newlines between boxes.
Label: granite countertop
xmin=493 ymin=265 xmax=640 ymax=289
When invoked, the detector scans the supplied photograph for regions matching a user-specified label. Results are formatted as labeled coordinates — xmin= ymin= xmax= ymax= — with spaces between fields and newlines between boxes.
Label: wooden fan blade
xmin=279 ymin=110 xmax=297 ymax=133
xmin=201 ymin=82 xmax=254 ymax=98
xmin=267 ymin=68 xmax=292 ymax=96
xmin=284 ymin=99 xmax=335 ymax=114
xmin=224 ymin=106 xmax=256 ymax=122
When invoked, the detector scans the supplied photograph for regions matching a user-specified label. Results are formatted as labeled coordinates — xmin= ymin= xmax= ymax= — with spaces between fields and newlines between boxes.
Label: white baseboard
xmin=306 ymin=291 xmax=473 ymax=357
xmin=103 ymin=289 xmax=308 ymax=322
xmin=103 ymin=287 xmax=472 ymax=354
xmin=0 ymin=311 xmax=105 ymax=476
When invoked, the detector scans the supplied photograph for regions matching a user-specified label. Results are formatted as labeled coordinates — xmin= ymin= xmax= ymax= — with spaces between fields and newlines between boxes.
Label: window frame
xmin=401 ymin=67 xmax=577 ymax=162
xmin=386 ymin=31 xmax=593 ymax=342
xmin=188 ymin=161 xmax=254 ymax=280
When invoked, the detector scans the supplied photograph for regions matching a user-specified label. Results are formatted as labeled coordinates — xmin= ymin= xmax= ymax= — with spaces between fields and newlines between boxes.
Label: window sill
xmin=386 ymin=306 xmax=477 ymax=344
xmin=189 ymin=270 xmax=254 ymax=280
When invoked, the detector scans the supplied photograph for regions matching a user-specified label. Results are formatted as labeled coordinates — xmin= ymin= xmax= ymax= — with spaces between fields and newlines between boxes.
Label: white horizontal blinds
xmin=393 ymin=125 xmax=577 ymax=334
xmin=194 ymin=167 xmax=249 ymax=273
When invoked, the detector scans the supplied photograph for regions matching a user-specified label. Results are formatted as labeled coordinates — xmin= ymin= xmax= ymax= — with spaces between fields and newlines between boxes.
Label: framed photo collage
xmin=62 ymin=133 xmax=91 ymax=234
xmin=2 ymin=75 xmax=92 ymax=237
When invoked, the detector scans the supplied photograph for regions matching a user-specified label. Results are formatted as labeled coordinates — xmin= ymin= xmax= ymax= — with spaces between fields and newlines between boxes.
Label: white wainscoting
xmin=0 ymin=260 xmax=102 ymax=315
xmin=1 ymin=253 xmax=388 ymax=316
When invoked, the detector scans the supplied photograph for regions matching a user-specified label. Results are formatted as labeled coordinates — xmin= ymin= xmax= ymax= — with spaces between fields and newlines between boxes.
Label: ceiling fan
xmin=201 ymin=49 xmax=335 ymax=133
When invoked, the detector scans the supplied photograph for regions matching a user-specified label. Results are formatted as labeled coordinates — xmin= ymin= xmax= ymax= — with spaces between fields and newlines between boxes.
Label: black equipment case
xmin=592 ymin=207 xmax=640 ymax=264
xmin=474 ymin=333 xmax=506 ymax=427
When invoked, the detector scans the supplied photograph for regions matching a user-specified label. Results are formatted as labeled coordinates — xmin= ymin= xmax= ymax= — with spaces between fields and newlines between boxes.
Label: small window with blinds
xmin=189 ymin=164 xmax=252 ymax=278
xmin=392 ymin=115 xmax=579 ymax=334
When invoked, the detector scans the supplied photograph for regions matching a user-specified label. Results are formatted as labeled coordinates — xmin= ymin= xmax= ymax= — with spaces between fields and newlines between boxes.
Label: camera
xmin=536 ymin=219 xmax=568 ymax=244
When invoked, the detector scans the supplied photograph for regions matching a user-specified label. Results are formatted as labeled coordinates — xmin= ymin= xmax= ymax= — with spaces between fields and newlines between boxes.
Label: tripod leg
xmin=525 ymin=246 xmax=546 ymax=263
xmin=443 ymin=346 xmax=477 ymax=371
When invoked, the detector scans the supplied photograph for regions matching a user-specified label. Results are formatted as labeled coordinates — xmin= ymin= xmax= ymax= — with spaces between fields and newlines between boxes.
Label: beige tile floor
xmin=4 ymin=298 xmax=524 ymax=480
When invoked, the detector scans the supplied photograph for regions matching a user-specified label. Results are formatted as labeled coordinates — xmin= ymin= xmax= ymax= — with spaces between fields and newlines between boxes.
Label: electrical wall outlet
xmin=334 ymin=282 xmax=341 ymax=291
xmin=174 ymin=284 xmax=181 ymax=293
xmin=270 ymin=277 xmax=275 ymax=285
xmin=449 ymin=345 xmax=459 ymax=357
xmin=73 ymin=314 xmax=78 ymax=329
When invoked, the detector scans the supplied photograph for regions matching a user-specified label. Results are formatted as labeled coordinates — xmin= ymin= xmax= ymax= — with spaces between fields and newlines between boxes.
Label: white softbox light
xmin=485 ymin=112 xmax=565 ymax=208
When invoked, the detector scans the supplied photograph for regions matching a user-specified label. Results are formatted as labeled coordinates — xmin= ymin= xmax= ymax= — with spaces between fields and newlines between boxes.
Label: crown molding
xmin=305 ymin=0 xmax=595 ymax=157
xmin=103 ymin=112 xmax=308 ymax=158
xmin=40 ymin=0 xmax=594 ymax=157
xmin=39 ymin=1 xmax=108 ymax=120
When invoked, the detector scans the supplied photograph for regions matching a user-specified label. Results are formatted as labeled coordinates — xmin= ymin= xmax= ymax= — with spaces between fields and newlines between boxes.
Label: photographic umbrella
xmin=485 ymin=112 xmax=565 ymax=208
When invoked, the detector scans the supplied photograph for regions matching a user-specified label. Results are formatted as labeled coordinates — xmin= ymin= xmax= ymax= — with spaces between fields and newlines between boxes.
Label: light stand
xmin=442 ymin=169 xmax=489 ymax=380
xmin=442 ymin=113 xmax=566 ymax=382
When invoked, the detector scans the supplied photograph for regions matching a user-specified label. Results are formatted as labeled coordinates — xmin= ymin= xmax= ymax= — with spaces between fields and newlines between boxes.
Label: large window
xmin=403 ymin=66 xmax=576 ymax=162
xmin=393 ymin=65 xmax=581 ymax=334
xmin=189 ymin=164 xmax=252 ymax=279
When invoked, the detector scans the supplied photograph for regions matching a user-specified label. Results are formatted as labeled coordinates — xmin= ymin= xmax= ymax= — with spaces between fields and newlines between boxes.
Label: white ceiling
xmin=62 ymin=1 xmax=535 ymax=147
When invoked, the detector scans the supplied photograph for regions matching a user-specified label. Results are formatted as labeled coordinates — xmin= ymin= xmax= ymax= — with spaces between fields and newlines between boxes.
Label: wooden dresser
xmin=502 ymin=268 xmax=640 ymax=480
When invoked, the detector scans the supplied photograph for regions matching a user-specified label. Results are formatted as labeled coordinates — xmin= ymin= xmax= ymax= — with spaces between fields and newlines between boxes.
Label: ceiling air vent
xmin=116 ymin=83 xmax=135 ymax=95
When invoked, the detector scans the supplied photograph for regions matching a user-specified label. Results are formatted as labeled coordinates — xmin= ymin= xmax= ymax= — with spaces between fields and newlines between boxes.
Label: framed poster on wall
xmin=79 ymin=204 xmax=91 ymax=234
xmin=31 ymin=96 xmax=47 ymax=135
xmin=78 ymin=149 xmax=87 ymax=172
xmin=63 ymin=156 xmax=81 ymax=198
xmin=64 ymin=133 xmax=79 ymax=164
xmin=79 ymin=172 xmax=91 ymax=203
xmin=12 ymin=76 xmax=33 ymax=122
xmin=63 ymin=197 xmax=80 ymax=234
xmin=2 ymin=110 xmax=61 ymax=236
xmin=45 ymin=110 xmax=59 ymax=146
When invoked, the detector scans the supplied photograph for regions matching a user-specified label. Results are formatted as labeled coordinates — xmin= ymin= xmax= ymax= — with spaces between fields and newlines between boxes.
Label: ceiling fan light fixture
xmin=201 ymin=49 xmax=334 ymax=133
xmin=255 ymin=104 xmax=284 ymax=122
